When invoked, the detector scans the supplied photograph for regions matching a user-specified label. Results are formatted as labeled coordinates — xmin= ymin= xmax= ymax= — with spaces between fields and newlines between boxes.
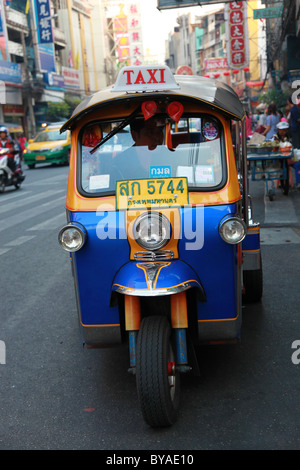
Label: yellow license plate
xmin=116 ymin=177 xmax=189 ymax=210
xmin=35 ymin=155 xmax=46 ymax=160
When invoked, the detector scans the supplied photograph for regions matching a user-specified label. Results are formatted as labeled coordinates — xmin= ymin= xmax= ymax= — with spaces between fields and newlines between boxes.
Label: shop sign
xmin=32 ymin=0 xmax=55 ymax=72
xmin=0 ymin=60 xmax=22 ymax=84
xmin=3 ymin=104 xmax=24 ymax=115
xmin=204 ymin=58 xmax=228 ymax=71
xmin=44 ymin=72 xmax=65 ymax=88
xmin=62 ymin=66 xmax=80 ymax=89
xmin=253 ymin=7 xmax=283 ymax=19
xmin=225 ymin=1 xmax=249 ymax=70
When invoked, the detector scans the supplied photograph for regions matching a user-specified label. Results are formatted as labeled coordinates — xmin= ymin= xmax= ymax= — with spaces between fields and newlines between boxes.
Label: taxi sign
xmin=112 ymin=65 xmax=180 ymax=93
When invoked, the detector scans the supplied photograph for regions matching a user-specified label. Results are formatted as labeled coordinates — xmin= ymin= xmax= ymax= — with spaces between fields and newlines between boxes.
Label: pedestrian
xmin=262 ymin=103 xmax=280 ymax=140
xmin=254 ymin=108 xmax=267 ymax=134
xmin=274 ymin=120 xmax=300 ymax=189
xmin=245 ymin=111 xmax=252 ymax=138
xmin=287 ymin=96 xmax=300 ymax=149
xmin=18 ymin=133 xmax=27 ymax=160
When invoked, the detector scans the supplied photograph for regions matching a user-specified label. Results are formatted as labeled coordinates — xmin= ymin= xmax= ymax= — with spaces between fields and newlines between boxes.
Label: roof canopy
xmin=61 ymin=74 xmax=245 ymax=133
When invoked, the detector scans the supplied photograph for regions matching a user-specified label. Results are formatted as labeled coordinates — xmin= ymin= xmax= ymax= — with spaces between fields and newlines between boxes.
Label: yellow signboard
xmin=116 ymin=177 xmax=189 ymax=210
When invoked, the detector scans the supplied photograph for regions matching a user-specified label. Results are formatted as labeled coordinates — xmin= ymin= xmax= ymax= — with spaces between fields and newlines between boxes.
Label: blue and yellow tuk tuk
xmin=59 ymin=65 xmax=262 ymax=427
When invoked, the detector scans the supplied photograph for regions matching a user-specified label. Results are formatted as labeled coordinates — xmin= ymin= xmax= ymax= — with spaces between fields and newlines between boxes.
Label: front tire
xmin=136 ymin=315 xmax=180 ymax=427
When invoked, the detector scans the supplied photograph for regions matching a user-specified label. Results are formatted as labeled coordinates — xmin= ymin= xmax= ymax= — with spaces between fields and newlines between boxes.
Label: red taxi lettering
xmin=122 ymin=68 xmax=166 ymax=86
xmin=159 ymin=68 xmax=165 ymax=83
xmin=135 ymin=70 xmax=146 ymax=84
xmin=123 ymin=69 xmax=135 ymax=85
xmin=147 ymin=68 xmax=158 ymax=83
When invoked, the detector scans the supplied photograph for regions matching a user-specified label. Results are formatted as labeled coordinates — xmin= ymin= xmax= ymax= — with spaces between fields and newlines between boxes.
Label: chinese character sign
xmin=32 ymin=0 xmax=55 ymax=72
xmin=112 ymin=1 xmax=144 ymax=67
xmin=225 ymin=1 xmax=249 ymax=70
xmin=36 ymin=0 xmax=53 ymax=44
xmin=128 ymin=2 xmax=143 ymax=66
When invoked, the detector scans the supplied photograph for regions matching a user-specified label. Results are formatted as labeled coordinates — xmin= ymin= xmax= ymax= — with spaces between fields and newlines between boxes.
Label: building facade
xmin=0 ymin=0 xmax=107 ymax=137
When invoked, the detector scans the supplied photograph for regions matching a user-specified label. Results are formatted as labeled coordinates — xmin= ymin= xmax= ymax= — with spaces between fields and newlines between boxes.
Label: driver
xmin=0 ymin=126 xmax=18 ymax=175
xmin=110 ymin=116 xmax=167 ymax=183
xmin=130 ymin=116 xmax=165 ymax=150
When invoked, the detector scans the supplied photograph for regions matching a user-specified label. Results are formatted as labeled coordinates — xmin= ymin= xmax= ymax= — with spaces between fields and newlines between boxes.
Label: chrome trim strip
xmin=134 ymin=250 xmax=174 ymax=261
xmin=112 ymin=280 xmax=201 ymax=297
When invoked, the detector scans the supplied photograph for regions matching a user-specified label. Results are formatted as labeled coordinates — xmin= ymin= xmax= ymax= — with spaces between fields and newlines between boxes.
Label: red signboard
xmin=225 ymin=1 xmax=249 ymax=70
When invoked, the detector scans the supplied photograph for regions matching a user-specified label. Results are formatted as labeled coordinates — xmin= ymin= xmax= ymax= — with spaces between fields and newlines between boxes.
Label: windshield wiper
xmin=90 ymin=105 xmax=141 ymax=154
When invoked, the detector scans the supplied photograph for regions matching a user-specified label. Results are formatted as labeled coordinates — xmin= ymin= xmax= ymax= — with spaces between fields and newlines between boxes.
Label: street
xmin=0 ymin=163 xmax=299 ymax=450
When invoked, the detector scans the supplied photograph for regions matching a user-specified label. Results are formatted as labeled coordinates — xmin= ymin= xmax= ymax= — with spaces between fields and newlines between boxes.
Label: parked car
xmin=23 ymin=124 xmax=71 ymax=168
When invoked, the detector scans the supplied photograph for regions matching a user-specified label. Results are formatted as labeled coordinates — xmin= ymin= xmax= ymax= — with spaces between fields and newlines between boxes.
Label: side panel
xmin=69 ymin=210 xmax=129 ymax=327
xmin=179 ymin=203 xmax=242 ymax=340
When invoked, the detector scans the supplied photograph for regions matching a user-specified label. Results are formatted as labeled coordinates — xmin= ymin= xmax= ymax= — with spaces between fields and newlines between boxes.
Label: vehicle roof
xmin=60 ymin=75 xmax=245 ymax=133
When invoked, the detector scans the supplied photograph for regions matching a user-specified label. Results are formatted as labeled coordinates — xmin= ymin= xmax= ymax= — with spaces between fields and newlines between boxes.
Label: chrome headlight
xmin=133 ymin=212 xmax=171 ymax=251
xmin=58 ymin=223 xmax=87 ymax=252
xmin=219 ymin=217 xmax=246 ymax=244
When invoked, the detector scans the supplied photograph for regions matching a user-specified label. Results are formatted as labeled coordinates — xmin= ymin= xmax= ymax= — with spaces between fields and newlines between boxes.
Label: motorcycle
xmin=0 ymin=148 xmax=25 ymax=193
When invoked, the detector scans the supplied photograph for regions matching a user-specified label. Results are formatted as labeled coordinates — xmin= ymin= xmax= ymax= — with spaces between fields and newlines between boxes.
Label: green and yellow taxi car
xmin=23 ymin=124 xmax=71 ymax=168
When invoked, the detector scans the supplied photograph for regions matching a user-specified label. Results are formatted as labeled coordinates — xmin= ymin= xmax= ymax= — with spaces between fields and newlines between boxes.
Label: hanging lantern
xmin=223 ymin=71 xmax=230 ymax=76
xmin=213 ymin=72 xmax=220 ymax=78
xmin=243 ymin=66 xmax=250 ymax=72
xmin=232 ymin=69 xmax=239 ymax=75
xmin=246 ymin=81 xmax=264 ymax=88
xmin=203 ymin=74 xmax=210 ymax=78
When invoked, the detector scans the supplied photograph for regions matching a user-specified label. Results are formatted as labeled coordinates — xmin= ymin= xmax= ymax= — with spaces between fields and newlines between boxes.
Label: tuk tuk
xmin=58 ymin=65 xmax=263 ymax=427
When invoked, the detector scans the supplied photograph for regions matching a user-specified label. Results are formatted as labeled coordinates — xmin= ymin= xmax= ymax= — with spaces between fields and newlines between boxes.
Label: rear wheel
xmin=136 ymin=315 xmax=180 ymax=427
xmin=243 ymin=263 xmax=263 ymax=303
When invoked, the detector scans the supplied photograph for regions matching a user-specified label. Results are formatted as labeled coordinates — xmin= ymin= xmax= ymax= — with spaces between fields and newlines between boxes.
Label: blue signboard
xmin=0 ymin=60 xmax=22 ymax=84
xmin=157 ymin=0 xmax=224 ymax=9
xmin=35 ymin=0 xmax=53 ymax=44
xmin=32 ymin=0 xmax=55 ymax=72
xmin=43 ymin=72 xmax=65 ymax=89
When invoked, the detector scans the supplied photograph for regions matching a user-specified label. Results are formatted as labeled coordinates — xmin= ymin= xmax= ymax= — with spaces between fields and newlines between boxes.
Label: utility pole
xmin=21 ymin=31 xmax=36 ymax=137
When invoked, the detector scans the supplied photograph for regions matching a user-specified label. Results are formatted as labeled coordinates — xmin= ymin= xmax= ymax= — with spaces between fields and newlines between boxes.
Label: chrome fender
xmin=111 ymin=260 xmax=206 ymax=299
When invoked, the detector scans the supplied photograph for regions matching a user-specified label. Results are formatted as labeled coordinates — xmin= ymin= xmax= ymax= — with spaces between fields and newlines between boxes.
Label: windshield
xmin=79 ymin=115 xmax=226 ymax=195
xmin=34 ymin=129 xmax=68 ymax=142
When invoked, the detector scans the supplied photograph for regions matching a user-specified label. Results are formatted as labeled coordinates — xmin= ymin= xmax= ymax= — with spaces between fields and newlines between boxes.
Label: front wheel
xmin=136 ymin=316 xmax=180 ymax=427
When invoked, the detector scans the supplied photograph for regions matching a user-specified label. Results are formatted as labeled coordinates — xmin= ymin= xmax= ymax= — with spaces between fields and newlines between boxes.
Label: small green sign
xmin=253 ymin=7 xmax=283 ymax=19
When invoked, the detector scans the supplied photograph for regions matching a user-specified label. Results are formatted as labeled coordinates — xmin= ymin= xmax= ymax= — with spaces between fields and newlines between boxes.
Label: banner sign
xmin=32 ymin=0 xmax=55 ymax=72
xmin=225 ymin=1 xmax=249 ymax=70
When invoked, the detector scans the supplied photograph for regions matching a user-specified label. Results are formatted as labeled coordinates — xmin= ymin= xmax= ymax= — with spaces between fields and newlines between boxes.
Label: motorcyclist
xmin=0 ymin=126 xmax=19 ymax=176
